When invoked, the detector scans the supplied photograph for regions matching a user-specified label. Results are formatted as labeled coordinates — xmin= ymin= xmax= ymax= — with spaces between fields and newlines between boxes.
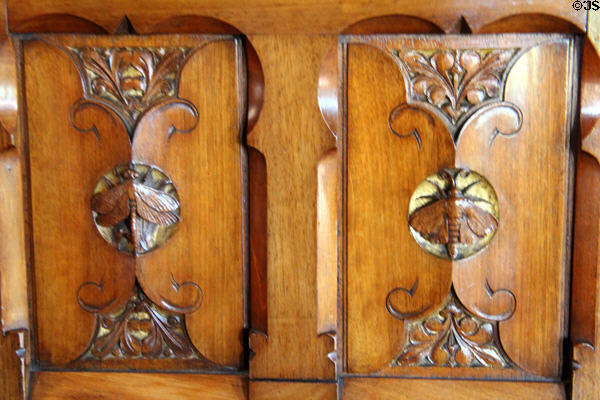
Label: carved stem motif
xmin=391 ymin=287 xmax=512 ymax=368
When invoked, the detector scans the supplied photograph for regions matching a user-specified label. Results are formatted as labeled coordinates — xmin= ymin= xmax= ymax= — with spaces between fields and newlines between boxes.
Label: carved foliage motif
xmin=79 ymin=283 xmax=208 ymax=362
xmin=66 ymin=45 xmax=199 ymax=255
xmin=387 ymin=47 xmax=523 ymax=146
xmin=386 ymin=168 xmax=514 ymax=369
xmin=64 ymin=43 xmax=212 ymax=364
xmin=391 ymin=288 xmax=512 ymax=368
xmin=92 ymin=163 xmax=180 ymax=255
xmin=395 ymin=48 xmax=518 ymax=125
xmin=70 ymin=46 xmax=194 ymax=132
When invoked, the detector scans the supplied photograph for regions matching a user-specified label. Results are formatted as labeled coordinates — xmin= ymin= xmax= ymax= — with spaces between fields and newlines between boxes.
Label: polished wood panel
xmin=247 ymin=34 xmax=336 ymax=379
xmin=249 ymin=148 xmax=268 ymax=337
xmin=572 ymin=12 xmax=600 ymax=399
xmin=0 ymin=148 xmax=28 ymax=333
xmin=30 ymin=372 xmax=248 ymax=399
xmin=571 ymin=153 xmax=600 ymax=346
xmin=317 ymin=148 xmax=338 ymax=368
xmin=453 ymin=38 xmax=575 ymax=378
xmin=24 ymin=35 xmax=245 ymax=369
xmin=249 ymin=381 xmax=336 ymax=399
xmin=132 ymin=38 xmax=244 ymax=368
xmin=0 ymin=7 xmax=17 ymax=140
xmin=342 ymin=35 xmax=576 ymax=379
xmin=0 ymin=333 xmax=22 ymax=399
xmin=345 ymin=41 xmax=454 ymax=374
xmin=6 ymin=0 xmax=585 ymax=35
xmin=25 ymin=39 xmax=127 ymax=364
xmin=317 ymin=148 xmax=337 ymax=338
xmin=342 ymin=377 xmax=566 ymax=400
xmin=0 ymin=2 xmax=596 ymax=399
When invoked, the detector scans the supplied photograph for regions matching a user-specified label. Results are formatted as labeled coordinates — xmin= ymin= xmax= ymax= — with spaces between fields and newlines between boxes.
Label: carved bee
xmin=408 ymin=169 xmax=498 ymax=260
xmin=91 ymin=165 xmax=180 ymax=253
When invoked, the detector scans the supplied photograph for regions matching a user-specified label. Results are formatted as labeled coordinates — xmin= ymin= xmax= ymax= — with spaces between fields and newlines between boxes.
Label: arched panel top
xmin=6 ymin=1 xmax=587 ymax=35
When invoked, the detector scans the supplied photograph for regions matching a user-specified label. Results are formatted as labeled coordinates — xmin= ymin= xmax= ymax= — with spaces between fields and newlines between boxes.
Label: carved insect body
xmin=91 ymin=166 xmax=180 ymax=254
xmin=408 ymin=169 xmax=498 ymax=260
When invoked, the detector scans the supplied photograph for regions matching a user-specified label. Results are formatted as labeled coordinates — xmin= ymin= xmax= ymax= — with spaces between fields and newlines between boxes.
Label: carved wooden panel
xmin=338 ymin=34 xmax=577 ymax=380
xmin=25 ymin=35 xmax=246 ymax=370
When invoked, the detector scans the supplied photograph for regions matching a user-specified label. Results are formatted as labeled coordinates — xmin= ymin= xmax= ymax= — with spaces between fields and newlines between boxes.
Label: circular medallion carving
xmin=408 ymin=168 xmax=499 ymax=260
xmin=91 ymin=163 xmax=180 ymax=255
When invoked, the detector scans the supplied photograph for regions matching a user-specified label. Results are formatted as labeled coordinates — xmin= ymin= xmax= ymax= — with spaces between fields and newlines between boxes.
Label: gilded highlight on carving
xmin=61 ymin=42 xmax=216 ymax=365
xmin=69 ymin=46 xmax=194 ymax=132
xmin=391 ymin=287 xmax=512 ymax=368
xmin=78 ymin=282 xmax=212 ymax=363
xmin=92 ymin=163 xmax=180 ymax=255
xmin=408 ymin=168 xmax=499 ymax=260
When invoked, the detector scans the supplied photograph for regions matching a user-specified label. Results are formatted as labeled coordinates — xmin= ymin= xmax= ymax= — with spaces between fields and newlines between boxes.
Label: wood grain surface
xmin=342 ymin=377 xmax=566 ymax=400
xmin=0 ymin=148 xmax=28 ymax=333
xmin=6 ymin=0 xmax=585 ymax=35
xmin=0 ymin=1 xmax=597 ymax=399
xmin=342 ymin=35 xmax=576 ymax=379
xmin=345 ymin=41 xmax=454 ymax=374
xmin=572 ymin=11 xmax=600 ymax=400
xmin=317 ymin=149 xmax=338 ymax=338
xmin=30 ymin=371 xmax=248 ymax=399
xmin=247 ymin=35 xmax=336 ymax=380
xmin=453 ymin=37 xmax=576 ymax=378
xmin=24 ymin=35 xmax=245 ymax=369
xmin=250 ymin=381 xmax=336 ymax=399
xmin=0 ymin=332 xmax=22 ymax=399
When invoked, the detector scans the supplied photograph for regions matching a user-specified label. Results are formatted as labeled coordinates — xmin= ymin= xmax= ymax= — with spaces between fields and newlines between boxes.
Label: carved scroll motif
xmin=386 ymin=167 xmax=514 ymax=369
xmin=391 ymin=287 xmax=512 ymax=368
xmin=388 ymin=47 xmax=523 ymax=146
xmin=63 ymin=44 xmax=214 ymax=364
xmin=79 ymin=283 xmax=211 ymax=362
xmin=69 ymin=46 xmax=196 ymax=134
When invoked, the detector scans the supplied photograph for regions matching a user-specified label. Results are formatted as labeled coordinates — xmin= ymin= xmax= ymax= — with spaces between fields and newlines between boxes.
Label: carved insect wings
xmin=91 ymin=165 xmax=180 ymax=252
xmin=408 ymin=169 xmax=498 ymax=259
